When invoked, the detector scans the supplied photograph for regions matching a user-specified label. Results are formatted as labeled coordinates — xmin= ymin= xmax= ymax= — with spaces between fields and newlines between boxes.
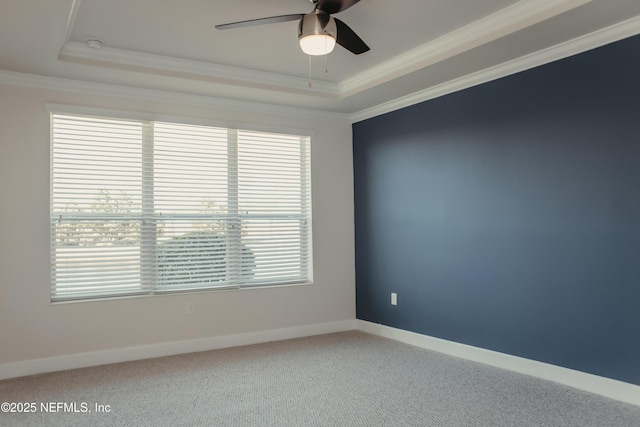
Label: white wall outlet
xmin=186 ymin=301 xmax=196 ymax=315
xmin=391 ymin=292 xmax=397 ymax=306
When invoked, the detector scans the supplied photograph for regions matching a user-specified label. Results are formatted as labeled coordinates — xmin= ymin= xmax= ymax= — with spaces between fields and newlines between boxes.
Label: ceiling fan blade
xmin=334 ymin=18 xmax=369 ymax=54
xmin=316 ymin=0 xmax=361 ymax=15
xmin=215 ymin=14 xmax=304 ymax=30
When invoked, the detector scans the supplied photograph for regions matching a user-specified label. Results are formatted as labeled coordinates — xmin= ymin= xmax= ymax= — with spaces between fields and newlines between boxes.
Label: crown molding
xmin=350 ymin=13 xmax=640 ymax=123
xmin=0 ymin=70 xmax=349 ymax=123
xmin=58 ymin=0 xmax=589 ymax=102
xmin=4 ymin=8 xmax=639 ymax=125
xmin=339 ymin=0 xmax=591 ymax=98
xmin=59 ymin=41 xmax=339 ymax=97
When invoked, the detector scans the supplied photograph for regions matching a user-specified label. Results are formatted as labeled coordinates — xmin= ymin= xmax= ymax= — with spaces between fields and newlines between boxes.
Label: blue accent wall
xmin=353 ymin=34 xmax=640 ymax=385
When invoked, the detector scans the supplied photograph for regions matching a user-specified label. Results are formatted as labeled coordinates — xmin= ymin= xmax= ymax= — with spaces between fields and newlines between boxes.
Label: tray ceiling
xmin=2 ymin=0 xmax=640 ymax=119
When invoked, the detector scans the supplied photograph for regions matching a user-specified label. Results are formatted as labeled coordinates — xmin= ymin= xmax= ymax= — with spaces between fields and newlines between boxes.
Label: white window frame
xmin=49 ymin=106 xmax=313 ymax=302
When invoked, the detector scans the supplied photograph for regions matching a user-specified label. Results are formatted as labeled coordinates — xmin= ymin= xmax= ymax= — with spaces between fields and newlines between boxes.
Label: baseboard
xmin=0 ymin=319 xmax=356 ymax=381
xmin=5 ymin=318 xmax=638 ymax=407
xmin=357 ymin=320 xmax=640 ymax=407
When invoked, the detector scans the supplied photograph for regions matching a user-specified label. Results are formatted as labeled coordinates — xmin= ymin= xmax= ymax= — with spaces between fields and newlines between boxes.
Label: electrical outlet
xmin=391 ymin=292 xmax=397 ymax=306
xmin=186 ymin=301 xmax=196 ymax=315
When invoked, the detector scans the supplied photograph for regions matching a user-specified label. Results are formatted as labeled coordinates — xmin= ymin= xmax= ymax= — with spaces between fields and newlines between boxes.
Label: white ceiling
xmin=2 ymin=0 xmax=640 ymax=120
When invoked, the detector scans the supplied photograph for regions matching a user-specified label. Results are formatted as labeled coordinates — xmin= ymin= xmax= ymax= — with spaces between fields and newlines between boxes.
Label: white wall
xmin=0 ymin=82 xmax=355 ymax=366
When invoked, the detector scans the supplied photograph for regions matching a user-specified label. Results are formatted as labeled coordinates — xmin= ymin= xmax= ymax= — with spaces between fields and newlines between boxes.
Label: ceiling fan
xmin=215 ymin=0 xmax=369 ymax=56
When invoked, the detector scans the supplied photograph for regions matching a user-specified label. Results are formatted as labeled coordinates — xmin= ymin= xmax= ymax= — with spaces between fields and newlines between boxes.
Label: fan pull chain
xmin=308 ymin=55 xmax=312 ymax=88
xmin=325 ymin=52 xmax=329 ymax=76
xmin=324 ymin=35 xmax=329 ymax=75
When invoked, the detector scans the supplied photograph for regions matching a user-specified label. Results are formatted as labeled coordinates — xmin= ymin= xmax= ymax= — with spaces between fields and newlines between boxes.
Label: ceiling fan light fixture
xmin=299 ymin=12 xmax=337 ymax=56
xmin=300 ymin=34 xmax=336 ymax=56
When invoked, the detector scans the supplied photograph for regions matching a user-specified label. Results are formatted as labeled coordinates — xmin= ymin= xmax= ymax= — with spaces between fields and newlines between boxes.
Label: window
xmin=50 ymin=113 xmax=312 ymax=301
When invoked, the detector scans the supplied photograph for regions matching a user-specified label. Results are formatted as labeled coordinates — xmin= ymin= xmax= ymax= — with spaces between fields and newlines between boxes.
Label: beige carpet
xmin=1 ymin=331 xmax=639 ymax=426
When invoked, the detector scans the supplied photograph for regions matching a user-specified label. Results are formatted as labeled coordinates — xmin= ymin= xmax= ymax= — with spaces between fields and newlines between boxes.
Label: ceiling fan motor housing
xmin=299 ymin=11 xmax=337 ymax=55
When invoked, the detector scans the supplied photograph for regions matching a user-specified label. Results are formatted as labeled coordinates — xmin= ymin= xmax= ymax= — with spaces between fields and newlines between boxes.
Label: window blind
xmin=51 ymin=113 xmax=312 ymax=301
